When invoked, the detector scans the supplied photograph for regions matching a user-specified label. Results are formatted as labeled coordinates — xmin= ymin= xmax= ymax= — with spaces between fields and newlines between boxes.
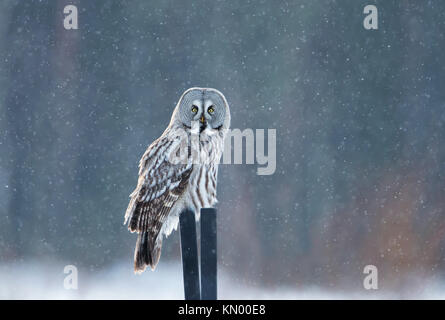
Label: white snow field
xmin=1 ymin=260 xmax=445 ymax=300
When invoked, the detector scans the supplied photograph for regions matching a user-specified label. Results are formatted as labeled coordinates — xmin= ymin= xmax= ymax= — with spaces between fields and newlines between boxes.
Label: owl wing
xmin=124 ymin=133 xmax=192 ymax=237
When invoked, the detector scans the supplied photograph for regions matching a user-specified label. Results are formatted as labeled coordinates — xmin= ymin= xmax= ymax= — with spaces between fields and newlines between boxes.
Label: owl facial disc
xmin=177 ymin=87 xmax=229 ymax=132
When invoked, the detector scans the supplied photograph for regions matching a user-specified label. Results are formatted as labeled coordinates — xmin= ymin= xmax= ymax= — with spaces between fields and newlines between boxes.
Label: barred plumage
xmin=124 ymin=88 xmax=230 ymax=273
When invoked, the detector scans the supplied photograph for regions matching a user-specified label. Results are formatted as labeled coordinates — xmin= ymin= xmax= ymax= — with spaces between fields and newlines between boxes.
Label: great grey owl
xmin=124 ymin=87 xmax=231 ymax=273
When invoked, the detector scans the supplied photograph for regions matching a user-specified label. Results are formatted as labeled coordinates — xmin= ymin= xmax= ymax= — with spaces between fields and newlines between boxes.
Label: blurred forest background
xmin=1 ymin=0 xmax=445 ymax=298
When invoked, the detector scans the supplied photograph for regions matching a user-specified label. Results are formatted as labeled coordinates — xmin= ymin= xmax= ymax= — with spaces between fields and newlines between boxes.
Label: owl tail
xmin=134 ymin=232 xmax=162 ymax=273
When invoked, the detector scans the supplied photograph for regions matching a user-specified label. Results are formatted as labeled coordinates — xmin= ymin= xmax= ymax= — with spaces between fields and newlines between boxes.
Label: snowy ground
xmin=0 ymin=260 xmax=444 ymax=299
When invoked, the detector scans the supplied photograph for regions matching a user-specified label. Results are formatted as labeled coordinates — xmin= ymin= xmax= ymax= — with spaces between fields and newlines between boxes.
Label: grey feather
xmin=124 ymin=88 xmax=230 ymax=272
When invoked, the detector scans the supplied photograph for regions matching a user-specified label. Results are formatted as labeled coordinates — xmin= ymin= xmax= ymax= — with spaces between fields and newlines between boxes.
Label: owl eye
xmin=191 ymin=106 xmax=198 ymax=113
xmin=208 ymin=106 xmax=215 ymax=114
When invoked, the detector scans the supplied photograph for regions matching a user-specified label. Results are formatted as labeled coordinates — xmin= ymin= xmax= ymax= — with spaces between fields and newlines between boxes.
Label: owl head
xmin=171 ymin=87 xmax=231 ymax=133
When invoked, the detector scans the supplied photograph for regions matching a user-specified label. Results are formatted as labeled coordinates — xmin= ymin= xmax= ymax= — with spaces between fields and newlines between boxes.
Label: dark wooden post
xmin=200 ymin=208 xmax=217 ymax=300
xmin=179 ymin=209 xmax=201 ymax=300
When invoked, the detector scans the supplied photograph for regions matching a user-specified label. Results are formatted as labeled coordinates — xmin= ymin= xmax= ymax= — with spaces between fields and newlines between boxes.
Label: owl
xmin=124 ymin=87 xmax=231 ymax=273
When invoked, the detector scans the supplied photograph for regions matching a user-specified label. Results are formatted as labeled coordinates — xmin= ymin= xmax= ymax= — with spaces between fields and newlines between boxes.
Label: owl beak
xmin=200 ymin=115 xmax=206 ymax=124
